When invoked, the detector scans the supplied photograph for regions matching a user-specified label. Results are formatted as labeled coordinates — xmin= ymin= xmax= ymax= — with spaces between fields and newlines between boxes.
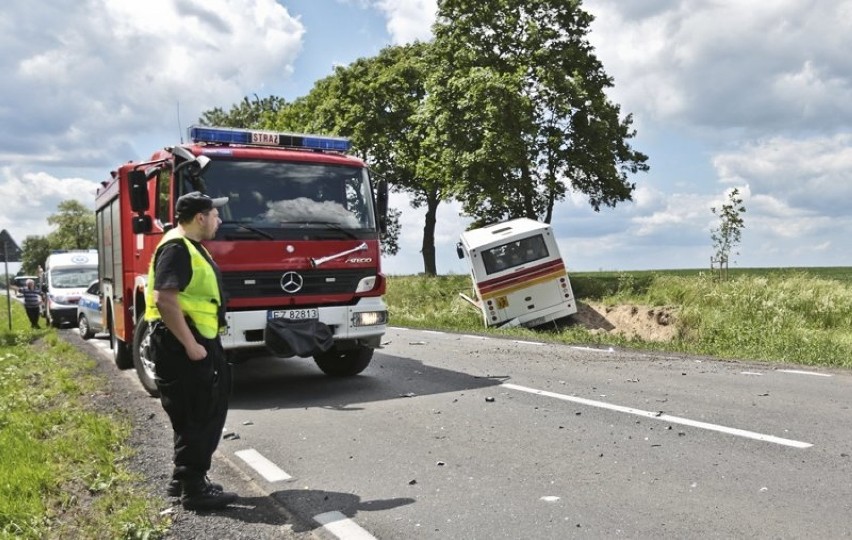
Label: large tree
xmin=20 ymin=235 xmax=51 ymax=275
xmin=19 ymin=200 xmax=95 ymax=274
xmin=426 ymin=0 xmax=649 ymax=226
xmin=47 ymin=200 xmax=96 ymax=251
xmin=273 ymin=43 xmax=442 ymax=271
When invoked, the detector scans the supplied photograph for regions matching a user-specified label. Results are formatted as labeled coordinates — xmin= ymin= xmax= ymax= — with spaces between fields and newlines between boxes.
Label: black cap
xmin=175 ymin=191 xmax=228 ymax=221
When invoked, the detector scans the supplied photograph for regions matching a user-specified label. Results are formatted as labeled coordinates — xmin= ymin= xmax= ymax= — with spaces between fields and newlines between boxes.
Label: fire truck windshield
xmin=186 ymin=159 xmax=377 ymax=237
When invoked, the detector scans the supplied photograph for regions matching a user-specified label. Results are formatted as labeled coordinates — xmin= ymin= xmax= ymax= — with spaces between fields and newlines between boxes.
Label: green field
xmin=385 ymin=267 xmax=852 ymax=369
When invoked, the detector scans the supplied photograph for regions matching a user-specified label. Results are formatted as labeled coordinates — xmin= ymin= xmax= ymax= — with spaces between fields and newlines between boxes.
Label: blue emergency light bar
xmin=187 ymin=125 xmax=351 ymax=152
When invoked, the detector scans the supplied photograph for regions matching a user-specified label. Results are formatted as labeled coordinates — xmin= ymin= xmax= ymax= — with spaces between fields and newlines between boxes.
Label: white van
xmin=457 ymin=218 xmax=577 ymax=328
xmin=42 ymin=250 xmax=99 ymax=327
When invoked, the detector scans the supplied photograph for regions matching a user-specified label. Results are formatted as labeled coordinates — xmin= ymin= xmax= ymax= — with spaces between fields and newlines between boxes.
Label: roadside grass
xmin=386 ymin=268 xmax=852 ymax=368
xmin=0 ymin=300 xmax=167 ymax=539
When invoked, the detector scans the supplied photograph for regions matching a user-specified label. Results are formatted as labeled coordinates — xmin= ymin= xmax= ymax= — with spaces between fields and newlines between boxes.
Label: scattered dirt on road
xmin=571 ymin=301 xmax=678 ymax=342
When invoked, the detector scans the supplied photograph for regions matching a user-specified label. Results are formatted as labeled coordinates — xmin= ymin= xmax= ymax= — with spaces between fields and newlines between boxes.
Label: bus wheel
xmin=132 ymin=318 xmax=160 ymax=398
xmin=314 ymin=345 xmax=373 ymax=377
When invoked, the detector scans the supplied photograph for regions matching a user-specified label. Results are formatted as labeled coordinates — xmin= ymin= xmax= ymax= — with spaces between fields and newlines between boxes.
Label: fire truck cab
xmin=96 ymin=125 xmax=389 ymax=396
xmin=457 ymin=218 xmax=577 ymax=328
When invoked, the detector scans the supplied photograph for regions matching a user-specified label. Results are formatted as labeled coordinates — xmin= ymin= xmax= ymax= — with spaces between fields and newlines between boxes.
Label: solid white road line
xmin=461 ymin=334 xmax=488 ymax=340
xmin=513 ymin=340 xmax=543 ymax=346
xmin=777 ymin=369 xmax=832 ymax=378
xmin=314 ymin=511 xmax=377 ymax=540
xmin=234 ymin=449 xmax=292 ymax=482
xmin=502 ymin=383 xmax=812 ymax=449
xmin=569 ymin=345 xmax=614 ymax=353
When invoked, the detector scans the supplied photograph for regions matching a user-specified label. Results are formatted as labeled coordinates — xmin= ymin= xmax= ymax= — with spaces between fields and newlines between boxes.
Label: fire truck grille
xmin=223 ymin=269 xmax=374 ymax=298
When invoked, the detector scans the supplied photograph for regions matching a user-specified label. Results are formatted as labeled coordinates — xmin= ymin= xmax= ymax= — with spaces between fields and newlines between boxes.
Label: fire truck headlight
xmin=352 ymin=310 xmax=387 ymax=327
xmin=355 ymin=276 xmax=377 ymax=293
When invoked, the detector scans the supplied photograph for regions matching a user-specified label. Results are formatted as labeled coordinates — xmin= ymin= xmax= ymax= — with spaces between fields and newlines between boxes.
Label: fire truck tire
xmin=132 ymin=318 xmax=160 ymax=398
xmin=109 ymin=314 xmax=134 ymax=370
xmin=314 ymin=345 xmax=373 ymax=377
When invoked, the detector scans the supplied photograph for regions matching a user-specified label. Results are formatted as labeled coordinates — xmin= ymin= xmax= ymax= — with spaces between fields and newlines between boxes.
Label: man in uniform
xmin=144 ymin=191 xmax=236 ymax=511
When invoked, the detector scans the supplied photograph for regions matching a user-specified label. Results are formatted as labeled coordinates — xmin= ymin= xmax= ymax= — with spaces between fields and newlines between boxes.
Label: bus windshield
xmin=184 ymin=159 xmax=376 ymax=232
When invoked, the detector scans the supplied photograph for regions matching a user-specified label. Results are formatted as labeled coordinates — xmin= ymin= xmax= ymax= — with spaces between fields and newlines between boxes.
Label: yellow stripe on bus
xmin=479 ymin=269 xmax=567 ymax=300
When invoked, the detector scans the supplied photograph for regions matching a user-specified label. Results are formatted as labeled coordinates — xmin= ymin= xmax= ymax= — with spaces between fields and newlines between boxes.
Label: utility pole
xmin=3 ymin=240 xmax=10 ymax=330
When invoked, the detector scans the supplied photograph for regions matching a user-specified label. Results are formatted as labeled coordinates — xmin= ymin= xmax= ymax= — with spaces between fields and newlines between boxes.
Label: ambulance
xmin=42 ymin=250 xmax=99 ymax=327
xmin=457 ymin=218 xmax=577 ymax=328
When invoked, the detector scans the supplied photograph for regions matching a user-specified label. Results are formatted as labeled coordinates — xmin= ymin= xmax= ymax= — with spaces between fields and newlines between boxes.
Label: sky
xmin=1 ymin=0 xmax=851 ymax=275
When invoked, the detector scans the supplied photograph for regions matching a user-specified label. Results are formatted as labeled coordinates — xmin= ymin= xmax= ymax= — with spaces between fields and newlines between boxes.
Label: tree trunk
xmin=421 ymin=190 xmax=440 ymax=276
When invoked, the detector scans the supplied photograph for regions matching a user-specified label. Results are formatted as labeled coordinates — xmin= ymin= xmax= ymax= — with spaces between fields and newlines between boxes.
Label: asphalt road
xmin=81 ymin=325 xmax=852 ymax=539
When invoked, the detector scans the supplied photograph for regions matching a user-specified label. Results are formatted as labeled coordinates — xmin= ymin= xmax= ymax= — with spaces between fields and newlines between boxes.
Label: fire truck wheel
xmin=78 ymin=313 xmax=94 ymax=340
xmin=314 ymin=345 xmax=373 ymax=377
xmin=109 ymin=310 xmax=134 ymax=370
xmin=132 ymin=318 xmax=160 ymax=398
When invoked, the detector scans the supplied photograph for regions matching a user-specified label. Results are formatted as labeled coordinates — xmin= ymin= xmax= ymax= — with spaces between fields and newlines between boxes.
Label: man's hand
xmin=154 ymin=288 xmax=208 ymax=361
xmin=185 ymin=341 xmax=209 ymax=361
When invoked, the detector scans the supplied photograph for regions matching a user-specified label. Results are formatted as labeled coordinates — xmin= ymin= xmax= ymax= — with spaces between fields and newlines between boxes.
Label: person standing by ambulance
xmin=144 ymin=191 xmax=236 ymax=511
xmin=21 ymin=279 xmax=42 ymax=329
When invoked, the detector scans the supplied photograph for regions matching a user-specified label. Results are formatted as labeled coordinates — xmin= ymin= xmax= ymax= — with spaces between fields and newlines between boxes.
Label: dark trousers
xmin=150 ymin=324 xmax=231 ymax=483
xmin=25 ymin=306 xmax=40 ymax=328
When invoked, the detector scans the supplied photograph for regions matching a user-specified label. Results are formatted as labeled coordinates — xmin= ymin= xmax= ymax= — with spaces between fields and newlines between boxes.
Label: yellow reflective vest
xmin=144 ymin=229 xmax=223 ymax=339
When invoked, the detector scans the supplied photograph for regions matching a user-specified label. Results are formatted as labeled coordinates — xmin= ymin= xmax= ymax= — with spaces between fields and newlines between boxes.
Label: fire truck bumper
xmin=221 ymin=297 xmax=388 ymax=351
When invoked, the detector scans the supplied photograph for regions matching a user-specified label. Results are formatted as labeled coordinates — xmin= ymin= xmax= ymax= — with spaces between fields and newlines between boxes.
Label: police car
xmin=77 ymin=280 xmax=104 ymax=339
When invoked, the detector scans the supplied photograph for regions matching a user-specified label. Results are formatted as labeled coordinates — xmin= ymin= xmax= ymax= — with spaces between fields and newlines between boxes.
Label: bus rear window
xmin=481 ymin=235 xmax=549 ymax=274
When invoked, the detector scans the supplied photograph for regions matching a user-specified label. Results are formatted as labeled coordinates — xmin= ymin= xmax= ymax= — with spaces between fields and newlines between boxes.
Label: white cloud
xmin=713 ymin=134 xmax=852 ymax=217
xmin=0 ymin=167 xmax=100 ymax=243
xmin=1 ymin=0 xmax=304 ymax=170
xmin=371 ymin=0 xmax=436 ymax=44
xmin=585 ymin=0 xmax=852 ymax=133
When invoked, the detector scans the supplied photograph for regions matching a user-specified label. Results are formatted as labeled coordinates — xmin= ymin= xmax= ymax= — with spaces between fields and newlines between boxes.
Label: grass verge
xmin=386 ymin=269 xmax=852 ymax=368
xmin=0 ymin=299 xmax=168 ymax=539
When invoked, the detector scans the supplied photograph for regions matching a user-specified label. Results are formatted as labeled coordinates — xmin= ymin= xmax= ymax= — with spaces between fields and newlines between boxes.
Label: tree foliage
xmin=19 ymin=200 xmax=96 ymax=274
xmin=711 ymin=188 xmax=746 ymax=266
xmin=46 ymin=200 xmax=96 ymax=251
xmin=425 ymin=0 xmax=649 ymax=226
xmin=199 ymin=95 xmax=288 ymax=129
xmin=20 ymin=235 xmax=51 ymax=275
xmin=271 ymin=43 xmax=439 ymax=268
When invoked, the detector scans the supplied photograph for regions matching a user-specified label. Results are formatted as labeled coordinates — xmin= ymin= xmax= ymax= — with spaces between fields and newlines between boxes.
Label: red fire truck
xmin=95 ymin=125 xmax=389 ymax=396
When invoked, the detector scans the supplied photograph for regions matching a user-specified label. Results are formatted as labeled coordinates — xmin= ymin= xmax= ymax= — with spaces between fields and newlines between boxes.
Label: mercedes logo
xmin=280 ymin=271 xmax=303 ymax=294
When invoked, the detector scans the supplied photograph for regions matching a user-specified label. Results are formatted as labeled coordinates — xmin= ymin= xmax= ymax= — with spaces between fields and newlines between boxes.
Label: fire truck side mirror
xmin=132 ymin=215 xmax=153 ymax=234
xmin=128 ymin=170 xmax=150 ymax=212
xmin=376 ymin=179 xmax=388 ymax=234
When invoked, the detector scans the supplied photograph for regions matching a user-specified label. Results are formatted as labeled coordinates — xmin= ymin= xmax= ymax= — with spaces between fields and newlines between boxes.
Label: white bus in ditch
xmin=456 ymin=218 xmax=577 ymax=328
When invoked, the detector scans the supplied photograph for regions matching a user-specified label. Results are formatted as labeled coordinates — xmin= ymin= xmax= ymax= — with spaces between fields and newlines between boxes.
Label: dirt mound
xmin=571 ymin=301 xmax=677 ymax=342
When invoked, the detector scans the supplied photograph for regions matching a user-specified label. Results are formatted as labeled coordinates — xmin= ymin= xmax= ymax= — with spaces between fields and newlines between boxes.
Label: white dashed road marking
xmin=234 ymin=449 xmax=292 ymax=482
xmin=777 ymin=369 xmax=832 ymax=378
xmin=314 ymin=511 xmax=378 ymax=540
xmin=502 ymin=383 xmax=812 ymax=449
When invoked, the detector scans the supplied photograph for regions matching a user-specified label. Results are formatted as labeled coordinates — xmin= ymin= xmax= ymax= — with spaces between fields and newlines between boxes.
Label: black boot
xmin=180 ymin=478 xmax=236 ymax=511
xmin=167 ymin=475 xmax=223 ymax=498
